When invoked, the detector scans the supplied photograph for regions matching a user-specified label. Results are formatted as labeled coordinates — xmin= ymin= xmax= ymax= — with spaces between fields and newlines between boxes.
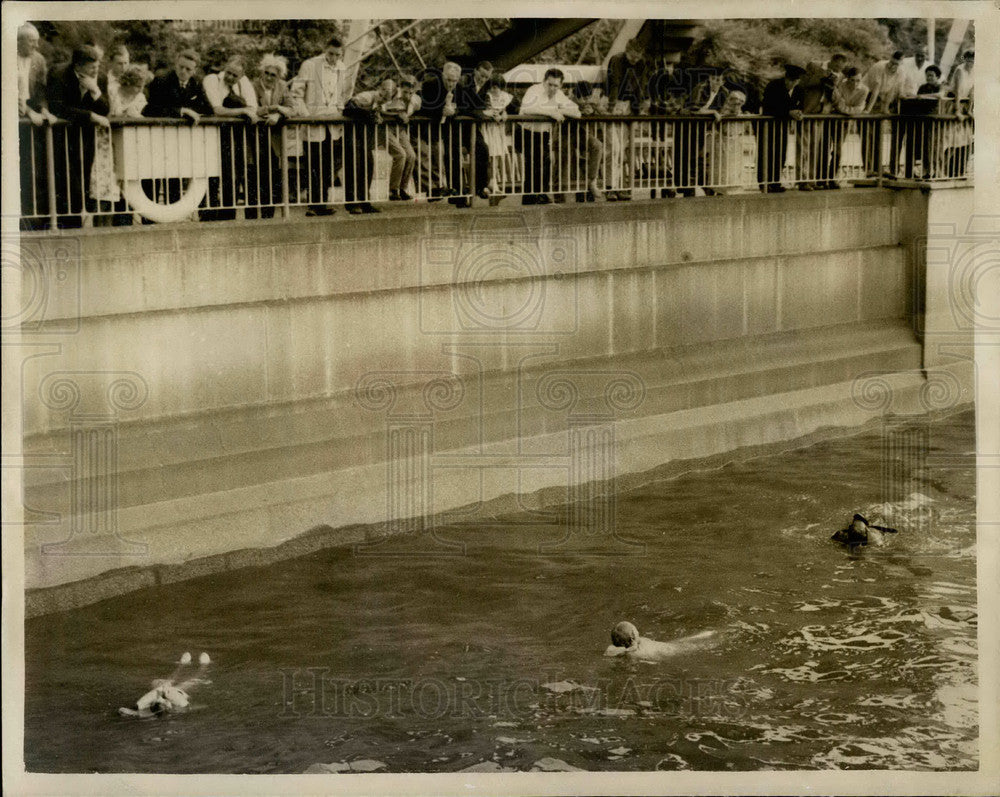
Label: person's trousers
xmin=522 ymin=129 xmax=552 ymax=195
xmin=586 ymin=134 xmax=604 ymax=183
xmin=205 ymin=126 xmax=256 ymax=220
xmin=342 ymin=123 xmax=374 ymax=203
xmin=386 ymin=127 xmax=416 ymax=191
xmin=249 ymin=130 xmax=282 ymax=218
xmin=860 ymin=118 xmax=882 ymax=176
xmin=52 ymin=125 xmax=96 ymax=227
xmin=757 ymin=119 xmax=789 ymax=189
xmin=675 ymin=120 xmax=707 ymax=191
xmin=19 ymin=123 xmax=50 ymax=228
xmin=307 ymin=133 xmax=343 ymax=207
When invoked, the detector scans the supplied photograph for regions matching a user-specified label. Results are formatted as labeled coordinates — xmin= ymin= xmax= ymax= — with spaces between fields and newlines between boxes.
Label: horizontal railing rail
xmin=17 ymin=113 xmax=974 ymax=229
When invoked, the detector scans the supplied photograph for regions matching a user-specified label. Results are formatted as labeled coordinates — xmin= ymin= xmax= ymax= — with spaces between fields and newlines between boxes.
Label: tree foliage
xmin=28 ymin=16 xmax=974 ymax=91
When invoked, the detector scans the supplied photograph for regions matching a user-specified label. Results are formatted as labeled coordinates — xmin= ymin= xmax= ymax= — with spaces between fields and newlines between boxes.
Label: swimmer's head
xmin=611 ymin=621 xmax=639 ymax=648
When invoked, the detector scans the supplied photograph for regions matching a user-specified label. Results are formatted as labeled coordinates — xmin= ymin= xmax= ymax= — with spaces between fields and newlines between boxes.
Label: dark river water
xmin=24 ymin=410 xmax=978 ymax=773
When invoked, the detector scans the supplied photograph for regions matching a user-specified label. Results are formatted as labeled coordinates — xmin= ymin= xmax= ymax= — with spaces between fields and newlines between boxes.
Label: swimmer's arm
xmin=604 ymin=644 xmax=628 ymax=657
xmin=174 ymin=677 xmax=204 ymax=691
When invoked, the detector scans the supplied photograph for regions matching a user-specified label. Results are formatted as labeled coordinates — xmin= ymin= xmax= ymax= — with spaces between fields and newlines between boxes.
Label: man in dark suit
xmin=758 ymin=63 xmax=805 ymax=192
xmin=607 ymin=38 xmax=649 ymax=114
xmin=47 ymin=45 xmax=110 ymax=227
xmin=142 ymin=49 xmax=214 ymax=210
xmin=144 ymin=49 xmax=214 ymax=120
xmin=456 ymin=61 xmax=494 ymax=200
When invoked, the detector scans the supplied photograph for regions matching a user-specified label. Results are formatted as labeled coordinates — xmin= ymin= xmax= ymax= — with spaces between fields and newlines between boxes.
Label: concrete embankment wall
xmin=18 ymin=188 xmax=971 ymax=613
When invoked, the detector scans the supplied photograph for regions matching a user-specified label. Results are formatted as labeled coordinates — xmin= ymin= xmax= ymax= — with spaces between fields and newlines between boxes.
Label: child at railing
xmin=479 ymin=76 xmax=516 ymax=198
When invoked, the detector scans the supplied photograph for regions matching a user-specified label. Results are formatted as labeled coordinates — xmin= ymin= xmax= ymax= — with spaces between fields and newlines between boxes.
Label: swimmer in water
xmin=604 ymin=621 xmax=716 ymax=662
xmin=119 ymin=651 xmax=211 ymax=718
xmin=831 ymin=513 xmax=898 ymax=548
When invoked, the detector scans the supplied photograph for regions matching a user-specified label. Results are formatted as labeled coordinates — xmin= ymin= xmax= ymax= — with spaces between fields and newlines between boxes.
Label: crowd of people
xmin=17 ymin=23 xmax=975 ymax=227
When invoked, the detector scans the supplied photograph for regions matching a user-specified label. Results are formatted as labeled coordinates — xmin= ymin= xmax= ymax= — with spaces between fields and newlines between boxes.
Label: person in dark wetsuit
xmin=831 ymin=513 xmax=898 ymax=547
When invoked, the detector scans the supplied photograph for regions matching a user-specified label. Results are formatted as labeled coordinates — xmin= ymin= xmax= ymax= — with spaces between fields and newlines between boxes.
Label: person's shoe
xmin=306 ymin=206 xmax=335 ymax=217
xmin=347 ymin=203 xmax=364 ymax=215
xmin=361 ymin=203 xmax=381 ymax=214
xmin=703 ymin=187 xmax=717 ymax=196
xmin=388 ymin=190 xmax=401 ymax=201
xmin=826 ymin=181 xmax=841 ymax=189
xmin=429 ymin=188 xmax=448 ymax=202
xmin=660 ymin=188 xmax=677 ymax=198
xmin=678 ymin=188 xmax=695 ymax=198
xmin=398 ymin=189 xmax=413 ymax=201
xmin=616 ymin=191 xmax=632 ymax=201
xmin=521 ymin=194 xmax=538 ymax=205
xmin=798 ymin=183 xmax=815 ymax=191
xmin=478 ymin=188 xmax=491 ymax=200
xmin=536 ymin=194 xmax=552 ymax=205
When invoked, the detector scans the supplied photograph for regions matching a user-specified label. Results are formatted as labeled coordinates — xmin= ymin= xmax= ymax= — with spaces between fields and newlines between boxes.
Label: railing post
xmin=280 ymin=125 xmax=290 ymax=219
xmin=45 ymin=124 xmax=58 ymax=229
xmin=628 ymin=120 xmax=637 ymax=196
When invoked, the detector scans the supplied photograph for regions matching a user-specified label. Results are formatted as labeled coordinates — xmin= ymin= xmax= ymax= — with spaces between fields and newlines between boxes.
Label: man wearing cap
xmin=758 ymin=63 xmax=805 ymax=193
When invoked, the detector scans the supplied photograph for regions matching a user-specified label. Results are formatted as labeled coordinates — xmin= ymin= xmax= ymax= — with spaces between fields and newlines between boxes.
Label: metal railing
xmin=17 ymin=113 xmax=973 ymax=229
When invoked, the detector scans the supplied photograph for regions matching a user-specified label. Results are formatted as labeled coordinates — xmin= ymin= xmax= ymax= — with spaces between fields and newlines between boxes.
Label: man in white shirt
xmin=863 ymin=51 xmax=904 ymax=177
xmin=293 ymin=36 xmax=349 ymax=215
xmin=518 ymin=68 xmax=581 ymax=204
xmin=202 ymin=56 xmax=258 ymax=220
xmin=899 ymin=46 xmax=930 ymax=98
xmin=864 ymin=51 xmax=904 ymax=113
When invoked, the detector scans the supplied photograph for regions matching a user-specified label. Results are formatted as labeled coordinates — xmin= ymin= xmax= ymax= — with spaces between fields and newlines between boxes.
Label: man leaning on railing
xmin=293 ymin=35 xmax=349 ymax=217
xmin=757 ymin=63 xmax=805 ymax=193
xmin=18 ymin=22 xmax=57 ymax=229
xmin=381 ymin=74 xmax=422 ymax=202
xmin=517 ymin=67 xmax=581 ymax=205
xmin=251 ymin=54 xmax=301 ymax=218
xmin=46 ymin=44 xmax=110 ymax=228
xmin=141 ymin=49 xmax=214 ymax=211
xmin=343 ymin=77 xmax=398 ymax=214
xmin=202 ymin=56 xmax=258 ymax=221
xmin=799 ymin=53 xmax=846 ymax=189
